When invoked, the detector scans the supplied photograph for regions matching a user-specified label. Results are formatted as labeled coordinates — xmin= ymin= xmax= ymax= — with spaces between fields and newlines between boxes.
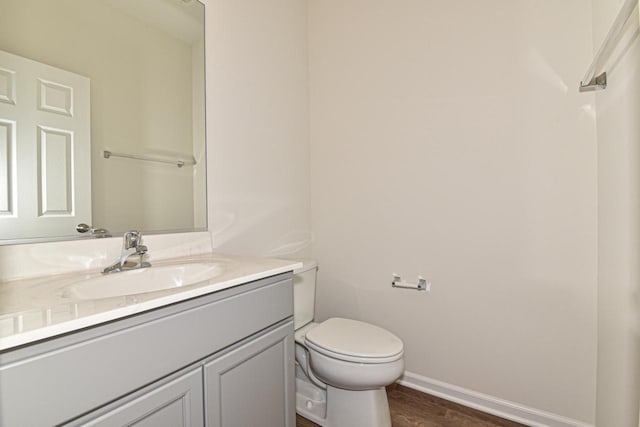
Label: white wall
xmin=0 ymin=0 xmax=199 ymax=235
xmin=592 ymin=0 xmax=640 ymax=425
xmin=308 ymin=0 xmax=598 ymax=423
xmin=204 ymin=0 xmax=312 ymax=258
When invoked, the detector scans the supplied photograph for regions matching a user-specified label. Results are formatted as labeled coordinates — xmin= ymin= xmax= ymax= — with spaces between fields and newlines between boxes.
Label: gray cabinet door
xmin=204 ymin=321 xmax=295 ymax=427
xmin=81 ymin=368 xmax=204 ymax=427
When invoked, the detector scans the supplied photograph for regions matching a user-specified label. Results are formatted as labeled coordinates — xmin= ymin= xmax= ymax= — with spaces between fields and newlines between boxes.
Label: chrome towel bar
xmin=580 ymin=0 xmax=638 ymax=91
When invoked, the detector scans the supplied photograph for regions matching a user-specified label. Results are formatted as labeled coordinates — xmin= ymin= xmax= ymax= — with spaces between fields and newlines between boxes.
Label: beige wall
xmin=204 ymin=0 xmax=312 ymax=258
xmin=592 ymin=0 xmax=640 ymax=425
xmin=0 ymin=0 xmax=200 ymax=235
xmin=308 ymin=0 xmax=598 ymax=423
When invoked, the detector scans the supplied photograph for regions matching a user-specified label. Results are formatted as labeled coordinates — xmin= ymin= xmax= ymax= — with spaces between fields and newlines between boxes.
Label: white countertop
xmin=0 ymin=253 xmax=301 ymax=351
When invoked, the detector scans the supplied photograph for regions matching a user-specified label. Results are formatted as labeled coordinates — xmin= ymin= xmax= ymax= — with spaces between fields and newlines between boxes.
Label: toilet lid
xmin=304 ymin=318 xmax=403 ymax=362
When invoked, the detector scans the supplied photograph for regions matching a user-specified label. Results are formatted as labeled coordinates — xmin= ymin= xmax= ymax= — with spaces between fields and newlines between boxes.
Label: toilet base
xmin=324 ymin=385 xmax=391 ymax=427
xmin=295 ymin=364 xmax=392 ymax=427
xmin=295 ymin=364 xmax=327 ymax=424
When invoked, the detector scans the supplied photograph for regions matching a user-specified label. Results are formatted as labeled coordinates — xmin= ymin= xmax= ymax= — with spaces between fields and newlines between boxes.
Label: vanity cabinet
xmin=0 ymin=273 xmax=295 ymax=427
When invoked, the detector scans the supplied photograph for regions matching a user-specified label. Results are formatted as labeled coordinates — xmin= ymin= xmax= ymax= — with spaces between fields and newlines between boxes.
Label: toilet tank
xmin=293 ymin=259 xmax=318 ymax=330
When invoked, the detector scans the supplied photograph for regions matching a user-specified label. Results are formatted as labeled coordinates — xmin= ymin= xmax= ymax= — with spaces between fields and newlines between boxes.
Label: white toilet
xmin=293 ymin=260 xmax=404 ymax=427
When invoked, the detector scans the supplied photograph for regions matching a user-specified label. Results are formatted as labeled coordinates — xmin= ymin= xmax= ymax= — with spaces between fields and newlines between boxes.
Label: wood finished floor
xmin=296 ymin=384 xmax=527 ymax=427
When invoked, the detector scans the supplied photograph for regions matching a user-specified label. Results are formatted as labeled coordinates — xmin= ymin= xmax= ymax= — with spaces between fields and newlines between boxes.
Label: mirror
xmin=0 ymin=0 xmax=207 ymax=244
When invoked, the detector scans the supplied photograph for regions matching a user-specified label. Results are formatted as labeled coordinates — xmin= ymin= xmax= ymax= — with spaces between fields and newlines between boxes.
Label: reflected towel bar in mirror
xmin=103 ymin=150 xmax=197 ymax=168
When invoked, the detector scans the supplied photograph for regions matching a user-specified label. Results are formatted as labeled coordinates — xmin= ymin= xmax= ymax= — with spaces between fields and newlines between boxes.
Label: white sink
xmin=64 ymin=263 xmax=224 ymax=300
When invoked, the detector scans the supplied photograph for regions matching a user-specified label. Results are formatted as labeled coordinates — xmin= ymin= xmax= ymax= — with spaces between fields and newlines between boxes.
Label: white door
xmin=0 ymin=50 xmax=91 ymax=240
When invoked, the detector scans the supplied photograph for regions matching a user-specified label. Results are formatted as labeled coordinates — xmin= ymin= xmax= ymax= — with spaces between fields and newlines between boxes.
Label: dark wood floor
xmin=296 ymin=384 xmax=527 ymax=427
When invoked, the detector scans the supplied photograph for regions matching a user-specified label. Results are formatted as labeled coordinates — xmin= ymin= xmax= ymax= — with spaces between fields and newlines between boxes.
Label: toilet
xmin=293 ymin=260 xmax=404 ymax=427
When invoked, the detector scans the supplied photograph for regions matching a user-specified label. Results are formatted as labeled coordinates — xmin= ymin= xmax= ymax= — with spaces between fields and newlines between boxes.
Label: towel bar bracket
xmin=579 ymin=72 xmax=607 ymax=92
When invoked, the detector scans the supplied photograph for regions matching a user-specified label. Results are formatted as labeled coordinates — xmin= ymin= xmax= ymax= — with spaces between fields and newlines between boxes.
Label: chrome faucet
xmin=103 ymin=230 xmax=151 ymax=274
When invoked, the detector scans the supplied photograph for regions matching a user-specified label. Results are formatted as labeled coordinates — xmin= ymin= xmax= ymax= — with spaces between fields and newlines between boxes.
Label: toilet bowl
xmin=293 ymin=261 xmax=405 ymax=427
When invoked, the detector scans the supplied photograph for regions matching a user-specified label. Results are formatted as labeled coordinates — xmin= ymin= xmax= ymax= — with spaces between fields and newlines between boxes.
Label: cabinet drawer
xmin=0 ymin=274 xmax=292 ymax=427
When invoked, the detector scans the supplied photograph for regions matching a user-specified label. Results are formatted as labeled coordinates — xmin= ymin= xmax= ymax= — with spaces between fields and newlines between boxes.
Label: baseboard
xmin=397 ymin=371 xmax=594 ymax=427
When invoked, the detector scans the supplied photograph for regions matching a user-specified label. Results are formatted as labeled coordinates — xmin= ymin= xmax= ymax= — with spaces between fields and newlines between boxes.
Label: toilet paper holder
xmin=391 ymin=274 xmax=429 ymax=291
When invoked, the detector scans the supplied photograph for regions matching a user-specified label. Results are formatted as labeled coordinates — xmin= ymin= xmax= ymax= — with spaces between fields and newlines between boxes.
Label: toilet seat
xmin=304 ymin=318 xmax=403 ymax=364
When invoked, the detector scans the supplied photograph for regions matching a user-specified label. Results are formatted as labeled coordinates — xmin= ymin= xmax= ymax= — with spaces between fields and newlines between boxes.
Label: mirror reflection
xmin=0 ymin=0 xmax=207 ymax=243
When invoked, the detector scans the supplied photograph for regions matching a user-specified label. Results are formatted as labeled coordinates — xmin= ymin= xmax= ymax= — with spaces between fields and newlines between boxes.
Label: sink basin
xmin=64 ymin=263 xmax=224 ymax=300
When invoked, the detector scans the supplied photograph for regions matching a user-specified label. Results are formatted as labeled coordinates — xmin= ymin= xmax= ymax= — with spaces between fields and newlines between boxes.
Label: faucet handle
xmin=123 ymin=230 xmax=142 ymax=249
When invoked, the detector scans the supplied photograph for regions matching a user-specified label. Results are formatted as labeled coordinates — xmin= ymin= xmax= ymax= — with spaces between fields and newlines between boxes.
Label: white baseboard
xmin=397 ymin=371 xmax=594 ymax=427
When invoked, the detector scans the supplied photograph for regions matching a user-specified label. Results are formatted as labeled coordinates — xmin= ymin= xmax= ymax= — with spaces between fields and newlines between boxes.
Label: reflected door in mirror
xmin=0 ymin=50 xmax=91 ymax=239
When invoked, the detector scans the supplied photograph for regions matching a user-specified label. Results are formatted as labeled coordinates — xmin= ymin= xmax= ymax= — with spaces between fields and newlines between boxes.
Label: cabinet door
xmin=82 ymin=368 xmax=204 ymax=427
xmin=204 ymin=321 xmax=295 ymax=427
